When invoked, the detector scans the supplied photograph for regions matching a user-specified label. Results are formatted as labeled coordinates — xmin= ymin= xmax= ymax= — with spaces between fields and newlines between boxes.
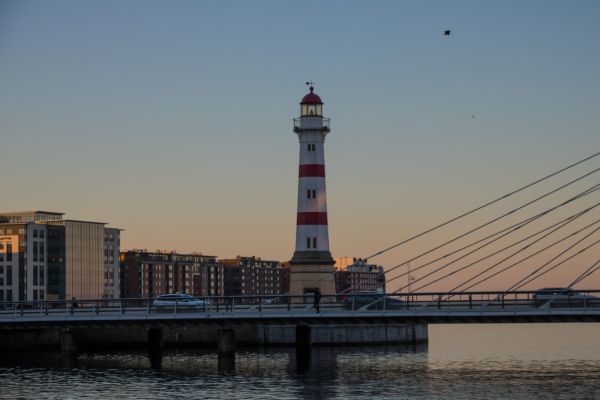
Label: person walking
xmin=313 ymin=288 xmax=322 ymax=313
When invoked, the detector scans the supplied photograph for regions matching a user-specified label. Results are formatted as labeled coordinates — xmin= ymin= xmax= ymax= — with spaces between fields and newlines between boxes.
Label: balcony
xmin=293 ymin=118 xmax=330 ymax=133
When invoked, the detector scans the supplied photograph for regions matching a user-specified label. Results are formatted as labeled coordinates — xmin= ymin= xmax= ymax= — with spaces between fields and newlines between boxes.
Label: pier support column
xmin=217 ymin=328 xmax=235 ymax=356
xmin=295 ymin=325 xmax=312 ymax=349
xmin=60 ymin=329 xmax=78 ymax=354
xmin=295 ymin=325 xmax=312 ymax=372
xmin=217 ymin=328 xmax=235 ymax=373
xmin=148 ymin=327 xmax=164 ymax=369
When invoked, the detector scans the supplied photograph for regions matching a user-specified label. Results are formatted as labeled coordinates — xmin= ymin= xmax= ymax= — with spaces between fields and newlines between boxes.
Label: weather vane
xmin=305 ymin=81 xmax=315 ymax=92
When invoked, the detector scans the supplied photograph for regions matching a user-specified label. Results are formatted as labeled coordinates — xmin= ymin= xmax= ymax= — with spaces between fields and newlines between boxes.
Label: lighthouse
xmin=289 ymin=84 xmax=336 ymax=297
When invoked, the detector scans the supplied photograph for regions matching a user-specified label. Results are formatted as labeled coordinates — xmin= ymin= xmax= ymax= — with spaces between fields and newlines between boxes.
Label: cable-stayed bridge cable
xmin=345 ymin=181 xmax=600 ymax=295
xmin=569 ymin=259 xmax=600 ymax=288
xmin=456 ymin=217 xmax=600 ymax=292
xmin=508 ymin=228 xmax=600 ymax=291
xmin=447 ymin=202 xmax=600 ymax=293
xmin=363 ymin=151 xmax=600 ymax=261
xmin=369 ymin=171 xmax=600 ymax=288
xmin=404 ymin=205 xmax=598 ymax=293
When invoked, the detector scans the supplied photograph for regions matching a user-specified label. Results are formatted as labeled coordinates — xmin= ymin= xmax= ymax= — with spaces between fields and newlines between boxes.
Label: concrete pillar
xmin=217 ymin=328 xmax=235 ymax=373
xmin=217 ymin=328 xmax=235 ymax=356
xmin=60 ymin=329 xmax=78 ymax=354
xmin=147 ymin=328 xmax=164 ymax=369
xmin=295 ymin=325 xmax=312 ymax=349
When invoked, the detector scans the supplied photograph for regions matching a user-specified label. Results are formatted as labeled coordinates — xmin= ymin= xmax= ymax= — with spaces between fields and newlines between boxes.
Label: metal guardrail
xmin=1 ymin=290 xmax=600 ymax=318
xmin=293 ymin=117 xmax=330 ymax=132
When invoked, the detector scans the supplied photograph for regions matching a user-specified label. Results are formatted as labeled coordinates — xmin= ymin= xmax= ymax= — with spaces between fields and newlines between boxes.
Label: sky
xmin=1 ymin=0 xmax=599 ymax=291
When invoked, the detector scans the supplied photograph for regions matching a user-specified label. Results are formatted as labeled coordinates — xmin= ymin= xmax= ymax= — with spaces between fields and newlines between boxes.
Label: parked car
xmin=342 ymin=293 xmax=405 ymax=310
xmin=152 ymin=294 xmax=207 ymax=310
xmin=533 ymin=288 xmax=598 ymax=307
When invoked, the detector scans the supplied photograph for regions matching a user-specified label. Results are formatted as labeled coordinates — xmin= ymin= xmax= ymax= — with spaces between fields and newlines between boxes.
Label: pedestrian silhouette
xmin=71 ymin=297 xmax=78 ymax=308
xmin=313 ymin=289 xmax=322 ymax=313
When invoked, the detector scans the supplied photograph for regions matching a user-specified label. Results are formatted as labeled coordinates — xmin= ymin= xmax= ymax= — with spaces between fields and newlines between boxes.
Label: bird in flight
xmin=444 ymin=30 xmax=451 ymax=36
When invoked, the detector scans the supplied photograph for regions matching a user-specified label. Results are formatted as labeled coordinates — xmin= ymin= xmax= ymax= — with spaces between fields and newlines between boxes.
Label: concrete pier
xmin=147 ymin=328 xmax=164 ymax=369
xmin=295 ymin=325 xmax=312 ymax=348
xmin=217 ymin=328 xmax=236 ymax=372
xmin=60 ymin=329 xmax=78 ymax=354
xmin=217 ymin=328 xmax=235 ymax=356
xmin=0 ymin=324 xmax=428 ymax=352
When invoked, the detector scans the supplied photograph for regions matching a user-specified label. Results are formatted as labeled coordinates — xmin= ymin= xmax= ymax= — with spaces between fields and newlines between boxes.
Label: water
xmin=1 ymin=324 xmax=600 ymax=399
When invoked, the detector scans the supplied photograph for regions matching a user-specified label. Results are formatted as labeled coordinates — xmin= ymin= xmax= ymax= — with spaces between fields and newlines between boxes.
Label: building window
xmin=40 ymin=266 xmax=45 ymax=286
xmin=33 ymin=229 xmax=38 ymax=238
xmin=33 ymin=242 xmax=38 ymax=262
xmin=306 ymin=237 xmax=318 ymax=249
xmin=33 ymin=265 xmax=38 ymax=285
xmin=40 ymin=242 xmax=45 ymax=262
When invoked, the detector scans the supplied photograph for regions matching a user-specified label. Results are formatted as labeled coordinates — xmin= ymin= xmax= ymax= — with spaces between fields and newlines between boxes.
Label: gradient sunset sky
xmin=1 ymin=1 xmax=599 ymax=291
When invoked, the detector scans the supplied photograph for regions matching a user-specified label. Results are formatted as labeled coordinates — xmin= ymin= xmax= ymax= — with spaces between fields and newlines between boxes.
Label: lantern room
xmin=300 ymin=86 xmax=323 ymax=117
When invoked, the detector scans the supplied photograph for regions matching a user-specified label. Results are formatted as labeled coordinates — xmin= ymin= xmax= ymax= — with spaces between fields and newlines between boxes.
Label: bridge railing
xmin=1 ymin=289 xmax=600 ymax=317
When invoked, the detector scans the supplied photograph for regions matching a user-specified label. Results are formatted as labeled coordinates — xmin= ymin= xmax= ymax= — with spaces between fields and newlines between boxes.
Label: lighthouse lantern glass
xmin=301 ymin=104 xmax=322 ymax=117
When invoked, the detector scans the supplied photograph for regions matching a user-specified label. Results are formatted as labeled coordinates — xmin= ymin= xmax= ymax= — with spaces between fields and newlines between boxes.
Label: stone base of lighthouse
xmin=290 ymin=251 xmax=336 ymax=300
xmin=289 ymin=265 xmax=336 ymax=303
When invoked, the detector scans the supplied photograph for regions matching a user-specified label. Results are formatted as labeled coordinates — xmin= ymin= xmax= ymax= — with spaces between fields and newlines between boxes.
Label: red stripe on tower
xmin=299 ymin=164 xmax=325 ymax=177
xmin=297 ymin=212 xmax=328 ymax=225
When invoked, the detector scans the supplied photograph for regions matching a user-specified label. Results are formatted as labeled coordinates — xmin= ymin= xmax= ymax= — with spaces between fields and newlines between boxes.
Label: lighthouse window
xmin=306 ymin=238 xmax=311 ymax=249
xmin=312 ymin=238 xmax=317 ymax=248
xmin=302 ymin=104 xmax=322 ymax=117
xmin=307 ymin=144 xmax=316 ymax=151
xmin=306 ymin=190 xmax=316 ymax=199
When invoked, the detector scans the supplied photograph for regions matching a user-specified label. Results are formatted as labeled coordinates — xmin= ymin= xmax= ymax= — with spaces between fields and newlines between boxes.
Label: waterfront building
xmin=289 ymin=85 xmax=336 ymax=298
xmin=0 ymin=211 xmax=121 ymax=301
xmin=219 ymin=256 xmax=290 ymax=297
xmin=0 ymin=220 xmax=48 ymax=302
xmin=334 ymin=257 xmax=386 ymax=294
xmin=104 ymin=228 xmax=121 ymax=299
xmin=120 ymin=250 xmax=218 ymax=298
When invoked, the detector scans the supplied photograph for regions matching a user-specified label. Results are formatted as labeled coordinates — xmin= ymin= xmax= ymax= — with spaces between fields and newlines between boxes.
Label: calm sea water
xmin=1 ymin=324 xmax=599 ymax=399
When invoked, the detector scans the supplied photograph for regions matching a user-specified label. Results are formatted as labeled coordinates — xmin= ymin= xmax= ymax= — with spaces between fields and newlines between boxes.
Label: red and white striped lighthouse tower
xmin=289 ymin=84 xmax=336 ymax=297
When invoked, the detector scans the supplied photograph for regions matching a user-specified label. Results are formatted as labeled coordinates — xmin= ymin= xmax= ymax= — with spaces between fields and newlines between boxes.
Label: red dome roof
xmin=301 ymin=86 xmax=323 ymax=104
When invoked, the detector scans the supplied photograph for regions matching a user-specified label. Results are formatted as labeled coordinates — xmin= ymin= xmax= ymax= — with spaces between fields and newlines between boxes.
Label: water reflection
xmin=1 ymin=325 xmax=600 ymax=399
